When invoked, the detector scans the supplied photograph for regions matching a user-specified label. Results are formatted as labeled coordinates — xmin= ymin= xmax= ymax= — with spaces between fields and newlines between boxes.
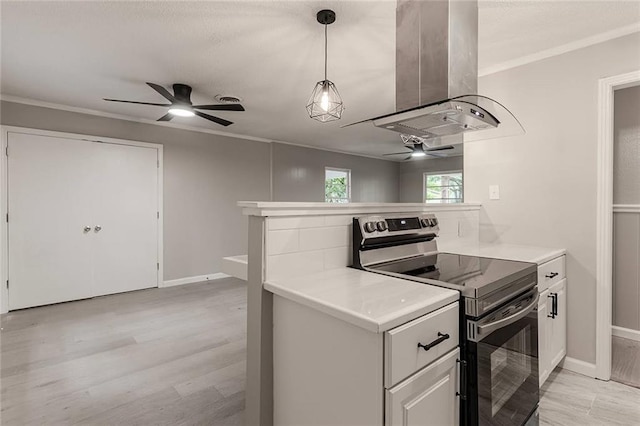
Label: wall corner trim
xmin=560 ymin=357 xmax=597 ymax=379
xmin=161 ymin=272 xmax=231 ymax=288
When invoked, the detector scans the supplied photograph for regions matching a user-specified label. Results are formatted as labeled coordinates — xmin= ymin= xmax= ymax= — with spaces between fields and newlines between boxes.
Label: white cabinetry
xmin=273 ymin=295 xmax=460 ymax=426
xmin=386 ymin=348 xmax=459 ymax=426
xmin=537 ymin=255 xmax=567 ymax=386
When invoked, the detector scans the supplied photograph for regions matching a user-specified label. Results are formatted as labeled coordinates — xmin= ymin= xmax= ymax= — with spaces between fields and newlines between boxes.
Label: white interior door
xmin=8 ymin=132 xmax=96 ymax=309
xmin=91 ymin=142 xmax=158 ymax=296
xmin=7 ymin=132 xmax=159 ymax=310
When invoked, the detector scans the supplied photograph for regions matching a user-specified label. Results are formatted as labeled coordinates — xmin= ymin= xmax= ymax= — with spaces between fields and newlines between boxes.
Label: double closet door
xmin=8 ymin=132 xmax=160 ymax=310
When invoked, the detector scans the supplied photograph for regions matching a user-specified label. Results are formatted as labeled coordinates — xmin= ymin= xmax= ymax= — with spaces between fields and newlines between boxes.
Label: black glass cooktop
xmin=369 ymin=252 xmax=537 ymax=299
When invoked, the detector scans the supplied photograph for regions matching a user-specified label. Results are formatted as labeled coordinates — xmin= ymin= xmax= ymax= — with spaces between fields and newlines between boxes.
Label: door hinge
xmin=157 ymin=262 xmax=159 ymax=270
xmin=5 ymin=146 xmax=8 ymax=156
xmin=6 ymin=280 xmax=8 ymax=289
xmin=5 ymin=213 xmax=8 ymax=223
xmin=157 ymin=160 xmax=159 ymax=168
xmin=157 ymin=211 xmax=159 ymax=219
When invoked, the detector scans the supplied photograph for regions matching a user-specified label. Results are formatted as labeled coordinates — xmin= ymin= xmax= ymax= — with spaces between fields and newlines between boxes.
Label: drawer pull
xmin=545 ymin=272 xmax=559 ymax=279
xmin=417 ymin=332 xmax=450 ymax=352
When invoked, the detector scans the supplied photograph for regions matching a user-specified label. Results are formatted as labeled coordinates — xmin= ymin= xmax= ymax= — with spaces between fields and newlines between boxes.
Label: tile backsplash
xmin=265 ymin=210 xmax=479 ymax=281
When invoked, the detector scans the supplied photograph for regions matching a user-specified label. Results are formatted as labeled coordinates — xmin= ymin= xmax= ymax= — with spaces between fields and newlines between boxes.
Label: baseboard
xmin=162 ymin=272 xmax=231 ymax=288
xmin=560 ymin=356 xmax=597 ymax=378
xmin=612 ymin=325 xmax=640 ymax=343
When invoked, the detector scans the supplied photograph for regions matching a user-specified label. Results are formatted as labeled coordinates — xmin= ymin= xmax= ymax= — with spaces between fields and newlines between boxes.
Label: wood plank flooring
xmin=540 ymin=367 xmax=640 ymax=425
xmin=1 ymin=278 xmax=247 ymax=425
xmin=3 ymin=278 xmax=640 ymax=425
xmin=612 ymin=335 xmax=640 ymax=389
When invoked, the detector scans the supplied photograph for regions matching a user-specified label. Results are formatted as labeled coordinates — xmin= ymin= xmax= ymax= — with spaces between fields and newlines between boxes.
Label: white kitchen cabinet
xmin=537 ymin=255 xmax=567 ymax=387
xmin=537 ymin=292 xmax=550 ymax=386
xmin=273 ymin=294 xmax=460 ymax=426
xmin=548 ymin=278 xmax=567 ymax=368
xmin=386 ymin=348 xmax=459 ymax=426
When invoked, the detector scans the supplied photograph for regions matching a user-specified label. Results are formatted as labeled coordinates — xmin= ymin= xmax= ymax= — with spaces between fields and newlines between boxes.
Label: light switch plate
xmin=489 ymin=185 xmax=500 ymax=200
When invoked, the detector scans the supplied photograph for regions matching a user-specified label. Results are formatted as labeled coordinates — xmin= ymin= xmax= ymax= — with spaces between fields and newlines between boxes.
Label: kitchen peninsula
xmin=239 ymin=202 xmax=565 ymax=426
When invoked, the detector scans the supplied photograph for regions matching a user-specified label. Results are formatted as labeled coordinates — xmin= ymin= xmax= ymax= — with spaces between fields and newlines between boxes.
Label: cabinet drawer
xmin=385 ymin=302 xmax=459 ymax=388
xmin=538 ymin=256 xmax=565 ymax=292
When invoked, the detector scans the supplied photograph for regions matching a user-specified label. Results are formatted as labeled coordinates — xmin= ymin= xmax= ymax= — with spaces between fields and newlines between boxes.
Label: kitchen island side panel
xmin=273 ymin=295 xmax=384 ymax=426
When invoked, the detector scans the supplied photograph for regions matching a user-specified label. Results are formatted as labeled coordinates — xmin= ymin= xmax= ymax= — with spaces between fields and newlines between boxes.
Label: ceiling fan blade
xmin=146 ymin=82 xmax=177 ymax=102
xmin=404 ymin=156 xmax=412 ymax=161
xmin=383 ymin=151 xmax=412 ymax=156
xmin=157 ymin=113 xmax=173 ymax=122
xmin=103 ymin=99 xmax=171 ymax=107
xmin=424 ymin=145 xmax=455 ymax=152
xmin=426 ymin=152 xmax=448 ymax=158
xmin=195 ymin=110 xmax=233 ymax=126
xmin=193 ymin=104 xmax=245 ymax=111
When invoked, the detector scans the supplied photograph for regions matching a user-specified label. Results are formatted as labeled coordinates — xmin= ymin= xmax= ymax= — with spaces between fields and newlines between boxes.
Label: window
xmin=424 ymin=171 xmax=463 ymax=203
xmin=325 ymin=167 xmax=351 ymax=203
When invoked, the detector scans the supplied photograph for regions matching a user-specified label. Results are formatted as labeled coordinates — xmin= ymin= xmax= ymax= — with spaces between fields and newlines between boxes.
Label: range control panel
xmin=355 ymin=213 xmax=439 ymax=237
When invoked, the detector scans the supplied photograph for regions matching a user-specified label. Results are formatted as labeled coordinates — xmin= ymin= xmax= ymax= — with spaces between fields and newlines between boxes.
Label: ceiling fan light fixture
xmin=307 ymin=9 xmax=344 ymax=123
xmin=411 ymin=151 xmax=427 ymax=158
xmin=168 ymin=106 xmax=195 ymax=117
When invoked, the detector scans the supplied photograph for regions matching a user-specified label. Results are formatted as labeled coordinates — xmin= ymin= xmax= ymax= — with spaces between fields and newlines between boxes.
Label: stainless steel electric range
xmin=352 ymin=213 xmax=540 ymax=426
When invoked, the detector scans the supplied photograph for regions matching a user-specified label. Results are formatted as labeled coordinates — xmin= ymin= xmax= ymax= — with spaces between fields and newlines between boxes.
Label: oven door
xmin=466 ymin=288 xmax=539 ymax=426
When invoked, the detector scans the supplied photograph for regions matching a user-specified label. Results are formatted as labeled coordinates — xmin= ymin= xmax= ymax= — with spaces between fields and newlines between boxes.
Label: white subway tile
xmin=324 ymin=246 xmax=352 ymax=269
xmin=299 ymin=226 xmax=350 ymax=251
xmin=268 ymin=216 xmax=325 ymax=230
xmin=267 ymin=250 xmax=324 ymax=280
xmin=324 ymin=215 xmax=354 ymax=226
xmin=267 ymin=229 xmax=299 ymax=255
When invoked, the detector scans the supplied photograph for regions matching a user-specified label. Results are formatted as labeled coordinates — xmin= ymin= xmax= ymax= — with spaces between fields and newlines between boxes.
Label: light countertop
xmin=239 ymin=201 xmax=481 ymax=217
xmin=264 ymin=267 xmax=459 ymax=333
xmin=438 ymin=241 xmax=566 ymax=265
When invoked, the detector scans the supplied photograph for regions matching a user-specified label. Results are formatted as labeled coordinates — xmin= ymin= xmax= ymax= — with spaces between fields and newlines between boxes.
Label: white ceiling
xmin=2 ymin=1 xmax=639 ymax=158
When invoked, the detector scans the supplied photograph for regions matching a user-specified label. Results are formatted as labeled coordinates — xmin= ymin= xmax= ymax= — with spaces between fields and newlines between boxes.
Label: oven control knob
xmin=376 ymin=221 xmax=387 ymax=232
xmin=364 ymin=222 xmax=376 ymax=233
xmin=421 ymin=218 xmax=430 ymax=228
xmin=431 ymin=218 xmax=439 ymax=227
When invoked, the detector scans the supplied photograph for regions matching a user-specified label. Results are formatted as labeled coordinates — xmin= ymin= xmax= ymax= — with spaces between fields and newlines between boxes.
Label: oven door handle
xmin=477 ymin=293 xmax=539 ymax=337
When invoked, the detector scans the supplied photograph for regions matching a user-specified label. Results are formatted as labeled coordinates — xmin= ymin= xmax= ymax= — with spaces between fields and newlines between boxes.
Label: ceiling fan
xmin=383 ymin=134 xmax=455 ymax=161
xmin=104 ymin=83 xmax=245 ymax=127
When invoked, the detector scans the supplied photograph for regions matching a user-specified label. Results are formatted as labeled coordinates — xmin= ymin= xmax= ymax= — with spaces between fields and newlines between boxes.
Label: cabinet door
xmin=549 ymin=279 xmax=567 ymax=369
xmin=537 ymin=289 xmax=550 ymax=387
xmin=386 ymin=348 xmax=459 ymax=426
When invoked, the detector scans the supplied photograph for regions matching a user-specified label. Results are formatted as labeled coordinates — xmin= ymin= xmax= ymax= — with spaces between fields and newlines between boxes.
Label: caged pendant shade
xmin=306 ymin=9 xmax=344 ymax=122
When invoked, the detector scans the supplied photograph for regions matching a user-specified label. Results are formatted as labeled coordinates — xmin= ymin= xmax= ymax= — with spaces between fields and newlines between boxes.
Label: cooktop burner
xmin=368 ymin=252 xmax=536 ymax=299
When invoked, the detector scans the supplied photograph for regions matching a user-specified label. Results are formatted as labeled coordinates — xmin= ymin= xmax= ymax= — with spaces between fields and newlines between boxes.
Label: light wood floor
xmin=1 ymin=278 xmax=247 ymax=425
xmin=540 ymin=367 xmax=640 ymax=425
xmin=612 ymin=335 xmax=640 ymax=389
xmin=3 ymin=279 xmax=640 ymax=425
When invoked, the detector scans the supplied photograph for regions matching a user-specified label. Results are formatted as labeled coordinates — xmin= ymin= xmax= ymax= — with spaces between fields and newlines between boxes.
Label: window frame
xmin=423 ymin=170 xmax=464 ymax=204
xmin=324 ymin=167 xmax=352 ymax=203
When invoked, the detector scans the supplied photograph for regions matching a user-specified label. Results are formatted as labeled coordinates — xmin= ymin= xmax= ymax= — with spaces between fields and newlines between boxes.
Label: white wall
xmin=0 ymin=100 xmax=405 ymax=284
xmin=467 ymin=32 xmax=640 ymax=364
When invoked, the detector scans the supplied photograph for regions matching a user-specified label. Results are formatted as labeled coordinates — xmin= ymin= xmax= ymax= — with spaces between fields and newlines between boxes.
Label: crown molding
xmin=0 ymin=94 xmax=275 ymax=143
xmin=0 ymin=94 xmax=399 ymax=162
xmin=479 ymin=24 xmax=640 ymax=77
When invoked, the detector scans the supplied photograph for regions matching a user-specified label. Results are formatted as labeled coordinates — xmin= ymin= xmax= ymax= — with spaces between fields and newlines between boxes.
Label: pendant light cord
xmin=324 ymin=23 xmax=328 ymax=81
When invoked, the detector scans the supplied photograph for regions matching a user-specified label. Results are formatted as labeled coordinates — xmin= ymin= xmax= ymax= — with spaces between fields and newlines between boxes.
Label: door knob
xmin=83 ymin=226 xmax=91 ymax=232
xmin=94 ymin=225 xmax=102 ymax=232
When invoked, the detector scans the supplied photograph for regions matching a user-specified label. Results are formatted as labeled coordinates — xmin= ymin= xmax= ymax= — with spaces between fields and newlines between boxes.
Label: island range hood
xmin=348 ymin=0 xmax=523 ymax=145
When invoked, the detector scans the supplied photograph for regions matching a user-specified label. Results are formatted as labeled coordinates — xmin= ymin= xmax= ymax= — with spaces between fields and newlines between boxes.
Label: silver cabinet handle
xmin=83 ymin=226 xmax=91 ymax=232
xmin=94 ymin=225 xmax=102 ymax=232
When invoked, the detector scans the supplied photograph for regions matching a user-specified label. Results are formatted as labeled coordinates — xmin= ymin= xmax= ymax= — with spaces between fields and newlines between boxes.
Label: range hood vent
xmin=346 ymin=0 xmax=524 ymax=145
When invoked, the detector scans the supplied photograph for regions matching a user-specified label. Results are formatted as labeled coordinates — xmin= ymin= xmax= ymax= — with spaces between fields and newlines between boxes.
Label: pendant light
xmin=306 ymin=9 xmax=344 ymax=122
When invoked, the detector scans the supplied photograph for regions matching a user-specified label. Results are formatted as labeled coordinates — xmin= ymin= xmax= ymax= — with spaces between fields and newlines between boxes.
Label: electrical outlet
xmin=489 ymin=185 xmax=500 ymax=200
